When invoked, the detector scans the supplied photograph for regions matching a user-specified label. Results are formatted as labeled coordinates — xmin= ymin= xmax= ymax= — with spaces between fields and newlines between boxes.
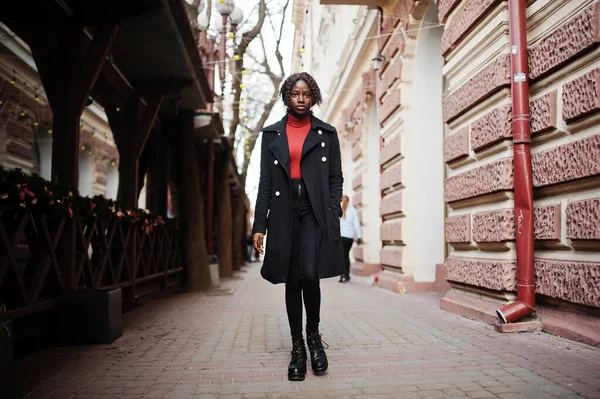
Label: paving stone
xmin=13 ymin=263 xmax=599 ymax=399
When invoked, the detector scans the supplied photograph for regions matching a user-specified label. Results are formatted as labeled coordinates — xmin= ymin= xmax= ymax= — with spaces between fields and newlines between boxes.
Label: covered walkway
xmin=14 ymin=263 xmax=600 ymax=399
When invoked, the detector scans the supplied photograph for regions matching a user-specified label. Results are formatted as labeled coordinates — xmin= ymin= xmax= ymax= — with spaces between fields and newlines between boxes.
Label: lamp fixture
xmin=372 ymin=54 xmax=385 ymax=71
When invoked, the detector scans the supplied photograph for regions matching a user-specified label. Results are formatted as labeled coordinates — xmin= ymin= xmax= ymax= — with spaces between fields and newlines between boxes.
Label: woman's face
xmin=289 ymin=80 xmax=313 ymax=117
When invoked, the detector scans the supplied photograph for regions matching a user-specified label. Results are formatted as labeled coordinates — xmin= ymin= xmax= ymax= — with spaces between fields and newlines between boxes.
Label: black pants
xmin=342 ymin=237 xmax=353 ymax=277
xmin=286 ymin=179 xmax=320 ymax=340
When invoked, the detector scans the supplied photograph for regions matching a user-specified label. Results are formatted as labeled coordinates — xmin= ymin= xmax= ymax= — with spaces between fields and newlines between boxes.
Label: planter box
xmin=57 ymin=288 xmax=122 ymax=345
xmin=0 ymin=320 xmax=15 ymax=398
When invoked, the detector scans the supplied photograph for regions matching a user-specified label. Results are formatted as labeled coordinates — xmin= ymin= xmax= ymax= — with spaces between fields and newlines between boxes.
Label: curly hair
xmin=279 ymin=72 xmax=323 ymax=109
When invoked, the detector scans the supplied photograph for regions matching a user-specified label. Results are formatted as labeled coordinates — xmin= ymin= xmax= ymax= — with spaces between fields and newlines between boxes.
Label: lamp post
xmin=216 ymin=0 xmax=236 ymax=95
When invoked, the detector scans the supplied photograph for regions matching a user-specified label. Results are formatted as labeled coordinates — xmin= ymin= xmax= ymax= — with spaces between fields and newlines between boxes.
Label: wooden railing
xmin=0 ymin=204 xmax=183 ymax=323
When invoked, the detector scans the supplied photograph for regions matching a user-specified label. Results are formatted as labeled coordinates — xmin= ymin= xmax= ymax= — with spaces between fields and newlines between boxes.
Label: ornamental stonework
xmin=443 ymin=54 xmax=511 ymax=123
xmin=382 ymin=34 xmax=405 ymax=76
xmin=381 ymin=192 xmax=402 ymax=216
xmin=535 ymin=259 xmax=600 ymax=307
xmin=445 ymin=257 xmax=517 ymax=291
xmin=532 ymin=134 xmax=600 ymax=187
xmin=444 ymin=127 xmax=469 ymax=163
xmin=354 ymin=246 xmax=364 ymax=261
xmin=352 ymin=192 xmax=363 ymax=207
xmin=380 ymin=0 xmax=412 ymax=49
xmin=562 ymin=67 xmax=600 ymax=123
xmin=441 ymin=0 xmax=501 ymax=55
xmin=380 ymin=247 xmax=403 ymax=268
xmin=566 ymin=198 xmax=600 ymax=240
xmin=380 ymin=88 xmax=402 ymax=126
xmin=529 ymin=3 xmax=600 ymax=81
xmin=534 ymin=204 xmax=561 ymax=241
xmin=381 ymin=221 xmax=402 ymax=242
xmin=353 ymin=175 xmax=362 ymax=190
xmin=445 ymin=214 xmax=471 ymax=243
xmin=438 ymin=0 xmax=462 ymax=23
xmin=473 ymin=209 xmax=514 ymax=243
xmin=381 ymin=136 xmax=401 ymax=166
xmin=471 ymin=105 xmax=512 ymax=151
xmin=380 ymin=163 xmax=402 ymax=191
xmin=445 ymin=158 xmax=514 ymax=203
xmin=352 ymin=144 xmax=362 ymax=161
xmin=380 ymin=60 xmax=403 ymax=103
xmin=530 ymin=91 xmax=558 ymax=135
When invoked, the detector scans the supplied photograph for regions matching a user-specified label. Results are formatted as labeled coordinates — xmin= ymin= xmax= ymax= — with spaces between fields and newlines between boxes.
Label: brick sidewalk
xmin=15 ymin=263 xmax=600 ymax=399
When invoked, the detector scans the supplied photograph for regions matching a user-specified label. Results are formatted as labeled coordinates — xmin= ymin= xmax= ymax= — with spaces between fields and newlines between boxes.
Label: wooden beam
xmin=77 ymin=23 xmax=119 ymax=114
xmin=137 ymin=93 xmax=164 ymax=159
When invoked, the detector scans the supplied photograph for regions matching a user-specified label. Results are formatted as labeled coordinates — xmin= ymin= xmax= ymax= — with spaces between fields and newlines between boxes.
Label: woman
xmin=339 ymin=195 xmax=362 ymax=282
xmin=252 ymin=72 xmax=344 ymax=381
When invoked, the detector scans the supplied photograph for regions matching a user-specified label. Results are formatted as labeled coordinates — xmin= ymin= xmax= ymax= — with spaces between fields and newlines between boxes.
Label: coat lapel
xmin=267 ymin=116 xmax=290 ymax=177
xmin=301 ymin=129 xmax=322 ymax=159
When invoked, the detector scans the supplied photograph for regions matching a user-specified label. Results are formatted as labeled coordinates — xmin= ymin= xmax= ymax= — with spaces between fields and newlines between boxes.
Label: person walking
xmin=252 ymin=72 xmax=344 ymax=381
xmin=339 ymin=195 xmax=362 ymax=282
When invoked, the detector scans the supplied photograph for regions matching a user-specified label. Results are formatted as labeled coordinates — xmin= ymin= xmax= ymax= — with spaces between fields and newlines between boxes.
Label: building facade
xmin=293 ymin=0 xmax=600 ymax=345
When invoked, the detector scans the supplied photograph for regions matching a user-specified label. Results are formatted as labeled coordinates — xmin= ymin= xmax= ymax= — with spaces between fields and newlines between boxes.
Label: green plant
xmin=0 ymin=302 xmax=9 ymax=338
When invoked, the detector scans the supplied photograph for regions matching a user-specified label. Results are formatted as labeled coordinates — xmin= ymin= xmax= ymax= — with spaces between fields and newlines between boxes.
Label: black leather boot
xmin=306 ymin=329 xmax=328 ymax=374
xmin=288 ymin=338 xmax=307 ymax=381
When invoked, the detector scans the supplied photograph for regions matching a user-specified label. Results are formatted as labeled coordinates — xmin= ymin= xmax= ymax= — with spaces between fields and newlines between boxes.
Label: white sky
xmin=194 ymin=0 xmax=295 ymax=209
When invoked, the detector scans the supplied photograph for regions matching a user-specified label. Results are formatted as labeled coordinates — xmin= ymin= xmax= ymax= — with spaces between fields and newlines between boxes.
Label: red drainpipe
xmin=496 ymin=0 xmax=535 ymax=324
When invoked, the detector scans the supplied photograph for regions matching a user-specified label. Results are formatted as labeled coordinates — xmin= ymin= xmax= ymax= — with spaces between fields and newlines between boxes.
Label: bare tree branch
xmin=228 ymin=0 xmax=267 ymax=141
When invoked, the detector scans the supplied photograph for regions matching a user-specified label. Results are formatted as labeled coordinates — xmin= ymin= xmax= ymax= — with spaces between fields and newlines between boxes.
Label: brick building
xmin=292 ymin=0 xmax=600 ymax=345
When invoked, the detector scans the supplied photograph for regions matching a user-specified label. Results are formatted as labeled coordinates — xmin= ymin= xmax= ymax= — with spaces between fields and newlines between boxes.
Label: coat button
xmin=321 ymin=142 xmax=325 ymax=147
xmin=275 ymin=191 xmax=280 ymax=197
xmin=274 ymin=160 xmax=278 ymax=165
xmin=322 ymin=156 xmax=327 ymax=162
xmin=318 ymin=130 xmax=323 ymax=135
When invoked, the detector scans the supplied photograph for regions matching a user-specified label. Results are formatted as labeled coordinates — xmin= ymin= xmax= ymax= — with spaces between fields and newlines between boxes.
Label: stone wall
xmin=442 ymin=0 xmax=600 ymax=311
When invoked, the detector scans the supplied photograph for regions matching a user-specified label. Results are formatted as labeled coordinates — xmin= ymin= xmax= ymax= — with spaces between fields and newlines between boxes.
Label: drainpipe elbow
xmin=497 ymin=300 xmax=534 ymax=324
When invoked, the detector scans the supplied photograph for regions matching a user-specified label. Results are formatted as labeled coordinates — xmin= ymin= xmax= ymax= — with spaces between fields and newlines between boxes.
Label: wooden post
xmin=145 ymin=134 xmax=169 ymax=216
xmin=174 ymin=111 xmax=211 ymax=290
xmin=216 ymin=153 xmax=233 ymax=278
xmin=112 ymin=93 xmax=163 ymax=208
xmin=206 ymin=141 xmax=215 ymax=255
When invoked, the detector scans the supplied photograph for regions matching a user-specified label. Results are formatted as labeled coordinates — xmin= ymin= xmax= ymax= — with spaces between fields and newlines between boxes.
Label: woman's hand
xmin=253 ymin=232 xmax=265 ymax=255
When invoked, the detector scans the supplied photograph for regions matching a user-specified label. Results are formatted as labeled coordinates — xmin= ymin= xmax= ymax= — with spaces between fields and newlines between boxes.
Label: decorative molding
xmin=470 ymin=105 xmax=512 ymax=152
xmin=445 ymin=257 xmax=517 ymax=291
xmin=535 ymin=259 xmax=600 ymax=307
xmin=566 ymin=198 xmax=600 ymax=240
xmin=562 ymin=67 xmax=600 ymax=123
xmin=444 ymin=126 xmax=470 ymax=163
xmin=441 ymin=0 xmax=503 ymax=56
xmin=446 ymin=214 xmax=471 ymax=243
xmin=529 ymin=2 xmax=600 ymax=81
xmin=532 ymin=134 xmax=600 ymax=188
xmin=443 ymin=54 xmax=511 ymax=123
xmin=531 ymin=91 xmax=559 ymax=135
xmin=445 ymin=158 xmax=514 ymax=203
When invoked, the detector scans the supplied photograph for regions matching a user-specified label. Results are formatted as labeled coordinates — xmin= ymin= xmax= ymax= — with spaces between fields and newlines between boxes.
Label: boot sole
xmin=312 ymin=364 xmax=328 ymax=374
xmin=288 ymin=372 xmax=306 ymax=381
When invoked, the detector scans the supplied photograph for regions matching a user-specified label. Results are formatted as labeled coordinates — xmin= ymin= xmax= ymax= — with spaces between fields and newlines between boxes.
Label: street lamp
xmin=215 ymin=0 xmax=235 ymax=16
xmin=197 ymin=13 xmax=209 ymax=31
xmin=230 ymin=6 xmax=244 ymax=34
xmin=346 ymin=117 xmax=355 ymax=130
xmin=372 ymin=54 xmax=385 ymax=71
xmin=216 ymin=0 xmax=237 ymax=95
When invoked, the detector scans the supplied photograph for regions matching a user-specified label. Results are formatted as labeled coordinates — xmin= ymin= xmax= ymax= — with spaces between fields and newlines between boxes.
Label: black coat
xmin=252 ymin=114 xmax=345 ymax=284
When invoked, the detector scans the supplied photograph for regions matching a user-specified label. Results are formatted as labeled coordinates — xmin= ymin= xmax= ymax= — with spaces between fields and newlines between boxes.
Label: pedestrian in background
xmin=339 ymin=195 xmax=362 ymax=282
xmin=252 ymin=72 xmax=344 ymax=381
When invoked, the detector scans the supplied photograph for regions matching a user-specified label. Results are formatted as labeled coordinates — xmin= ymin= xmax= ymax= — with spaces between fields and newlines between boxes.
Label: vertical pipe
xmin=497 ymin=0 xmax=535 ymax=324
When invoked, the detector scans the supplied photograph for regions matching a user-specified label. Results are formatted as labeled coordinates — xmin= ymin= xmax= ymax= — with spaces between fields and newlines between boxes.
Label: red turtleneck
xmin=286 ymin=113 xmax=311 ymax=179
